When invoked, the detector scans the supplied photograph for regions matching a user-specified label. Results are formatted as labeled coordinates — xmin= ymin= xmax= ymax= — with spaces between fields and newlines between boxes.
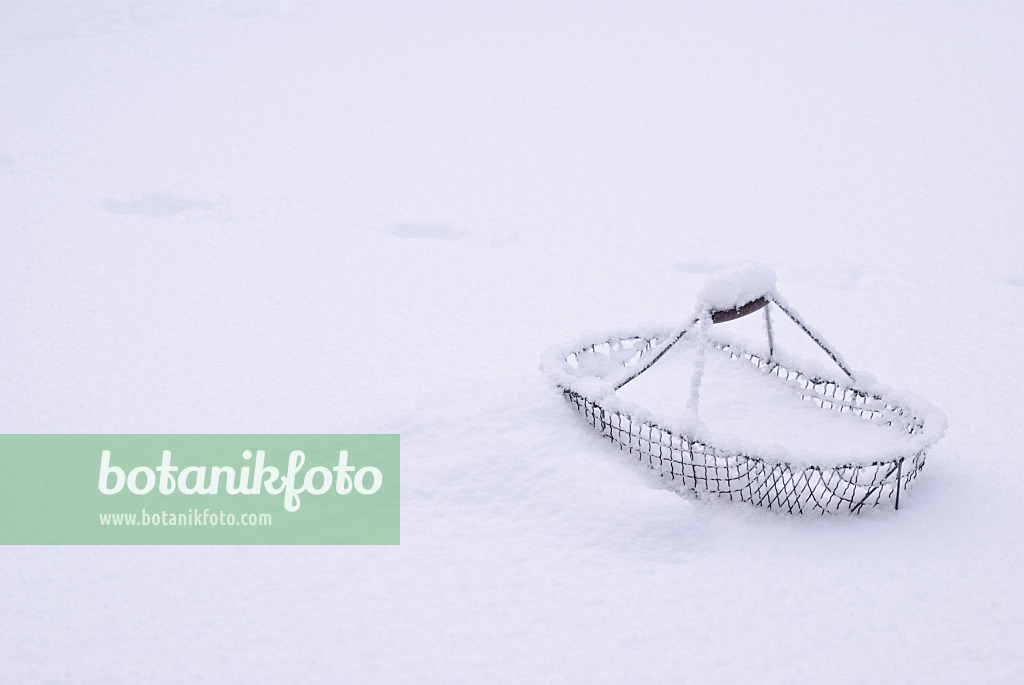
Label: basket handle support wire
xmin=615 ymin=291 xmax=856 ymax=390
xmin=766 ymin=294 xmax=855 ymax=381
xmin=613 ymin=315 xmax=700 ymax=391
xmin=615 ymin=296 xmax=774 ymax=391
xmin=895 ymin=457 xmax=904 ymax=510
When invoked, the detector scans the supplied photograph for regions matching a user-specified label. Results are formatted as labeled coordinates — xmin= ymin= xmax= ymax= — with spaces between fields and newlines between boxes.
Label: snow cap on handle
xmin=697 ymin=264 xmax=777 ymax=313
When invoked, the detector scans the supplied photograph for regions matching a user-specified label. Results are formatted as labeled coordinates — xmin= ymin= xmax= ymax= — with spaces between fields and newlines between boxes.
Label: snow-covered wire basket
xmin=543 ymin=268 xmax=946 ymax=514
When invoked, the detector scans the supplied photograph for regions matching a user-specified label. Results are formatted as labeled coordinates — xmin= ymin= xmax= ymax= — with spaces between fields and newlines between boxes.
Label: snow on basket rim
xmin=542 ymin=268 xmax=946 ymax=514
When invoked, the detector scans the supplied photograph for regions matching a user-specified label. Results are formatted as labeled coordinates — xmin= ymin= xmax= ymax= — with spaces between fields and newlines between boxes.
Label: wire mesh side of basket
xmin=560 ymin=333 xmax=930 ymax=514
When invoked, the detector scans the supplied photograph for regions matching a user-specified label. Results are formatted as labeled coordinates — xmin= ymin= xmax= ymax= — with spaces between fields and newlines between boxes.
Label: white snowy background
xmin=2 ymin=1 xmax=1023 ymax=682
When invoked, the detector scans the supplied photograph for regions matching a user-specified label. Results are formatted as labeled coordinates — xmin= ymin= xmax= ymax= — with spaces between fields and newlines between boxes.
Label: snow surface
xmin=3 ymin=1 xmax=1024 ymax=683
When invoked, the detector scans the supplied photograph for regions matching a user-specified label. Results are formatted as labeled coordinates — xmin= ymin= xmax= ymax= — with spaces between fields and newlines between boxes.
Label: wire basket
xmin=544 ymin=278 xmax=945 ymax=514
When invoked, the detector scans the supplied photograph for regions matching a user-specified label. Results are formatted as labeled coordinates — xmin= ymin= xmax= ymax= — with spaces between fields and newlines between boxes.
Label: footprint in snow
xmin=217 ymin=0 xmax=293 ymax=19
xmin=100 ymin=193 xmax=214 ymax=218
xmin=383 ymin=223 xmax=463 ymax=241
xmin=673 ymin=259 xmax=724 ymax=275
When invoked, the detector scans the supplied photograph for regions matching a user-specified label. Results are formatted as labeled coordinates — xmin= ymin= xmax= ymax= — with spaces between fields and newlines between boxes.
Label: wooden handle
xmin=709 ymin=296 xmax=769 ymax=324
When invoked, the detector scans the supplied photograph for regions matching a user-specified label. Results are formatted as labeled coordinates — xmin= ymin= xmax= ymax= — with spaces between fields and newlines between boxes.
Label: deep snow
xmin=2 ymin=1 xmax=1024 ymax=682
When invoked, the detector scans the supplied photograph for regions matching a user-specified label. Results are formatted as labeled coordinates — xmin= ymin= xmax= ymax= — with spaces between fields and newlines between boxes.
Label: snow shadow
xmin=673 ymin=260 xmax=724 ymax=275
xmin=100 ymin=193 xmax=214 ymax=218
xmin=217 ymin=0 xmax=293 ymax=19
xmin=384 ymin=223 xmax=463 ymax=241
